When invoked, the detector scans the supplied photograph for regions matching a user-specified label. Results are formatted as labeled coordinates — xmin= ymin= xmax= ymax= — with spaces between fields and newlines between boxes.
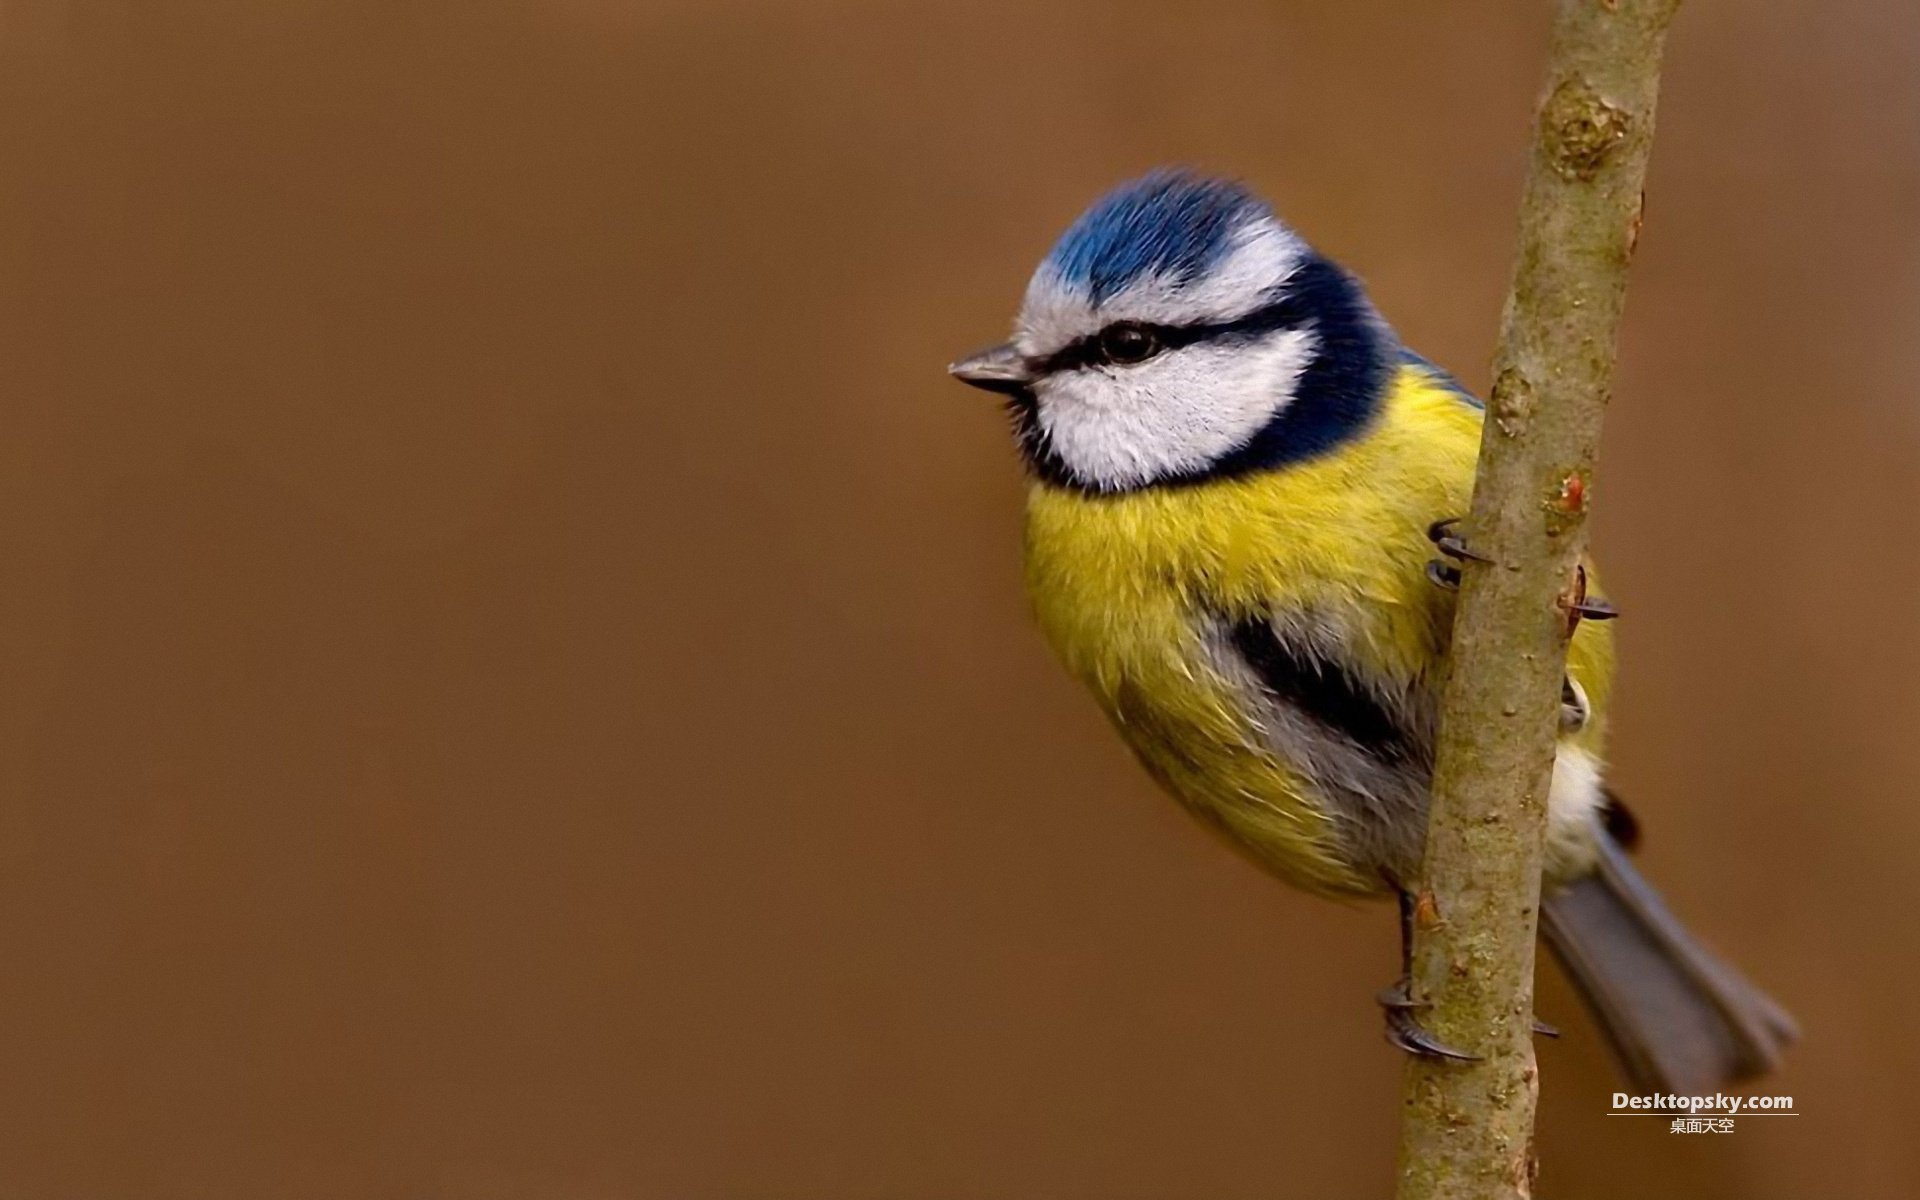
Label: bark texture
xmin=1393 ymin=3 xmax=1684 ymax=1198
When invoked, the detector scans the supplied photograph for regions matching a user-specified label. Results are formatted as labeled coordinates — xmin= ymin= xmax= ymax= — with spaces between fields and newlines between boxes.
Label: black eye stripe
xmin=1034 ymin=287 xmax=1315 ymax=376
xmin=1039 ymin=322 xmax=1186 ymax=373
xmin=1006 ymin=252 xmax=1391 ymax=493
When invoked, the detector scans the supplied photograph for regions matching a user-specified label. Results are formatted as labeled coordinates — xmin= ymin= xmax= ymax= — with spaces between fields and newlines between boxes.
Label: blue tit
xmin=952 ymin=170 xmax=1794 ymax=1093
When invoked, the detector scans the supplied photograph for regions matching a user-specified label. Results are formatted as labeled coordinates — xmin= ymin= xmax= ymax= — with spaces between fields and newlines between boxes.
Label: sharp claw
xmin=1384 ymin=1007 xmax=1483 ymax=1063
xmin=1377 ymin=985 xmax=1425 ymax=1012
xmin=1425 ymin=560 xmax=1461 ymax=590
xmin=1560 ymin=564 xmax=1618 ymax=627
xmin=1439 ymin=537 xmax=1494 ymax=564
xmin=1427 ymin=518 xmax=1494 ymax=564
xmin=1533 ymin=1018 xmax=1562 ymax=1039
xmin=1378 ymin=979 xmax=1483 ymax=1063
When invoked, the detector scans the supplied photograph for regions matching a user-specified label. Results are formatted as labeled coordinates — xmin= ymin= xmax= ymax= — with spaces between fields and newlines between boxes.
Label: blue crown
xmin=1043 ymin=170 xmax=1269 ymax=304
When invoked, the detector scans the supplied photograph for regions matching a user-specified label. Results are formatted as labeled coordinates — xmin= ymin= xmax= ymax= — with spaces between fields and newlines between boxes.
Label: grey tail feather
xmin=1540 ymin=832 xmax=1798 ymax=1094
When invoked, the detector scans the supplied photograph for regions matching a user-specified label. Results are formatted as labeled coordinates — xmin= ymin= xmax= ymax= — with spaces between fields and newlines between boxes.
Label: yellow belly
xmin=1020 ymin=365 xmax=1615 ymax=897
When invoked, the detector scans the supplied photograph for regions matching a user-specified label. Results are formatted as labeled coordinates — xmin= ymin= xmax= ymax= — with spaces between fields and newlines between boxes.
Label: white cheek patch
xmin=1035 ymin=328 xmax=1318 ymax=491
xmin=1016 ymin=219 xmax=1306 ymax=360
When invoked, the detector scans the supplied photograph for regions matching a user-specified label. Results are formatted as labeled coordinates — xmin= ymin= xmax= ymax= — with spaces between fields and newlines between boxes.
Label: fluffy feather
xmin=1022 ymin=363 xmax=1617 ymax=895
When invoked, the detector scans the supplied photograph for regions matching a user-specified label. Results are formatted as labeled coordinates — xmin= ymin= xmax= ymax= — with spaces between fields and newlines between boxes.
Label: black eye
xmin=1098 ymin=322 xmax=1161 ymax=366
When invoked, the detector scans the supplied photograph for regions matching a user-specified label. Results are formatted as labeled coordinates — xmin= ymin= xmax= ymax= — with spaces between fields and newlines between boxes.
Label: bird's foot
xmin=1424 ymin=517 xmax=1488 ymax=591
xmin=1377 ymin=978 xmax=1481 ymax=1063
xmin=1376 ymin=981 xmax=1559 ymax=1057
xmin=1558 ymin=562 xmax=1621 ymax=632
xmin=1427 ymin=517 xmax=1493 ymax=563
xmin=1424 ymin=560 xmax=1461 ymax=590
xmin=1567 ymin=596 xmax=1619 ymax=621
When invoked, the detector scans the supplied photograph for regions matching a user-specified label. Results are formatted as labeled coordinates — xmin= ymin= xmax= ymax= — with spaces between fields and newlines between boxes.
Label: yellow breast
xmin=1021 ymin=365 xmax=1614 ymax=896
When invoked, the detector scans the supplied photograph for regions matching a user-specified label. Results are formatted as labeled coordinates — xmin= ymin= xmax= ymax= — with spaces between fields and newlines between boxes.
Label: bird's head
xmin=952 ymin=170 xmax=1393 ymax=494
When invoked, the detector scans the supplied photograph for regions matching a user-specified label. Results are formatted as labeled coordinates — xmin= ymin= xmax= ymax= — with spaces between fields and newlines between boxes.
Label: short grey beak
xmin=948 ymin=342 xmax=1033 ymax=394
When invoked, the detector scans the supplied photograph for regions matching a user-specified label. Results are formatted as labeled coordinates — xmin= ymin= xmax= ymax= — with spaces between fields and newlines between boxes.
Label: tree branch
xmin=1393 ymin=3 xmax=1683 ymax=1198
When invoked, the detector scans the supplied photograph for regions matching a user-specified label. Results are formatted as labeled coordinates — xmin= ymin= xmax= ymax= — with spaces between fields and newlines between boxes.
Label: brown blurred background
xmin=1 ymin=1 xmax=1915 ymax=1196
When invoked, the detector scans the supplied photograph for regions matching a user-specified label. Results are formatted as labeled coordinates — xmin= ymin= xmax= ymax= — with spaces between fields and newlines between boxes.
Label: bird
xmin=949 ymin=169 xmax=1795 ymax=1093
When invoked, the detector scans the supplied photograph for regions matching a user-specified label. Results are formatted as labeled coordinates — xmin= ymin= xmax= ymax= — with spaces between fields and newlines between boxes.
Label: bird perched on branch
xmin=951 ymin=169 xmax=1794 ymax=1093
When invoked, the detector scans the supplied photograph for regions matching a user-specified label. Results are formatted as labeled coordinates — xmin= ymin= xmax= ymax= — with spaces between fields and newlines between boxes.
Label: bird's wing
xmin=1397 ymin=347 xmax=1484 ymax=410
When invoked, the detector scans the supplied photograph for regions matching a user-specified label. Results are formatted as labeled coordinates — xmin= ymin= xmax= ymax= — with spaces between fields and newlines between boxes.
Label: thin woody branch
xmin=1393 ymin=3 xmax=1684 ymax=1199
